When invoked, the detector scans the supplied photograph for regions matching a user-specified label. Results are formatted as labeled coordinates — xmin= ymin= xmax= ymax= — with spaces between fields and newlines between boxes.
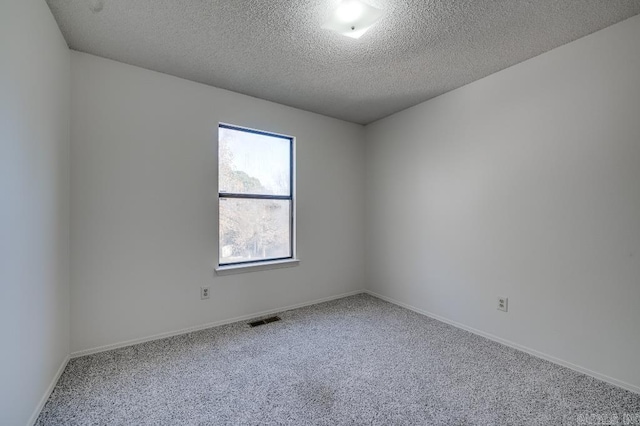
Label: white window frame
xmin=215 ymin=123 xmax=298 ymax=275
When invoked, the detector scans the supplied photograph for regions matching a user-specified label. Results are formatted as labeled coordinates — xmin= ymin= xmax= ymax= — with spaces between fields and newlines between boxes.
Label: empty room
xmin=2 ymin=0 xmax=640 ymax=424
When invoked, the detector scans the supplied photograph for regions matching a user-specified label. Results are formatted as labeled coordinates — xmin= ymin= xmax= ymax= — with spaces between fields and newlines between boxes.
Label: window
xmin=217 ymin=124 xmax=295 ymax=269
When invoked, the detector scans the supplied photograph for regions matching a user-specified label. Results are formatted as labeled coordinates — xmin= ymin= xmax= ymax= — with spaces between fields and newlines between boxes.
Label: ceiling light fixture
xmin=323 ymin=0 xmax=384 ymax=39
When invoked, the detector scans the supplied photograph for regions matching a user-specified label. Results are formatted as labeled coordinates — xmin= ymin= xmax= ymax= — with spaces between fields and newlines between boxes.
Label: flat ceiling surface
xmin=46 ymin=0 xmax=640 ymax=124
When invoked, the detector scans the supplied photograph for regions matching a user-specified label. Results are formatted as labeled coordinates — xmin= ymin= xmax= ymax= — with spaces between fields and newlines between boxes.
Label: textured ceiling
xmin=46 ymin=0 xmax=640 ymax=124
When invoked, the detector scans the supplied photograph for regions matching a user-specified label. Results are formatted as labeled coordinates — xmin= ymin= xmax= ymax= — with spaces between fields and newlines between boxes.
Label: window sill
xmin=215 ymin=259 xmax=300 ymax=276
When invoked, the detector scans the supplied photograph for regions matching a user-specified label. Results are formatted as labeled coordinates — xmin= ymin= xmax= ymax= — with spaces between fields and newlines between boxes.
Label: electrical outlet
xmin=201 ymin=286 xmax=210 ymax=300
xmin=497 ymin=296 xmax=508 ymax=312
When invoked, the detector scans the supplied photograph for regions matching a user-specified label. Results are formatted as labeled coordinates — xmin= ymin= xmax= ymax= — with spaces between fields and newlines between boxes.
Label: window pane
xmin=219 ymin=127 xmax=291 ymax=196
xmin=219 ymin=198 xmax=291 ymax=264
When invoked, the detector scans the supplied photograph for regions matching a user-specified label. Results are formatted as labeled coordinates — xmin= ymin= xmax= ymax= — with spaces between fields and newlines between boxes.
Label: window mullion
xmin=220 ymin=193 xmax=291 ymax=200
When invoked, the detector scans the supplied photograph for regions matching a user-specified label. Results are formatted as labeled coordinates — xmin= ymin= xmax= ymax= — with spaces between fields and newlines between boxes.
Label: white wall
xmin=0 ymin=1 xmax=70 ymax=424
xmin=365 ymin=15 xmax=640 ymax=391
xmin=70 ymin=52 xmax=365 ymax=353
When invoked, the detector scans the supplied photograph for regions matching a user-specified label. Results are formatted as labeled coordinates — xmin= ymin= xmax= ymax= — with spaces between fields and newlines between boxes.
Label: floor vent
xmin=248 ymin=316 xmax=281 ymax=327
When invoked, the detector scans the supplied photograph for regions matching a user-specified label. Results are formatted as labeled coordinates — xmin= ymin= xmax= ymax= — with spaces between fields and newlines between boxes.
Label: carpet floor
xmin=37 ymin=294 xmax=639 ymax=425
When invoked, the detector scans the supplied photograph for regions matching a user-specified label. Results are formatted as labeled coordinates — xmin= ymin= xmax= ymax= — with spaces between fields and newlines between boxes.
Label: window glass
xmin=219 ymin=127 xmax=290 ymax=196
xmin=219 ymin=198 xmax=291 ymax=264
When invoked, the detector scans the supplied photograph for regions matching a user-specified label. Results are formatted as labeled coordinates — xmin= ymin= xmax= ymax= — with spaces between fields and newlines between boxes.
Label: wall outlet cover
xmin=497 ymin=296 xmax=508 ymax=312
xmin=201 ymin=286 xmax=210 ymax=300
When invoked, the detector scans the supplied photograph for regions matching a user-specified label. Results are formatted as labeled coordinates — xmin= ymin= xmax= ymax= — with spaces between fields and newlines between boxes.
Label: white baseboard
xmin=28 ymin=354 xmax=70 ymax=426
xmin=364 ymin=290 xmax=640 ymax=395
xmin=71 ymin=289 xmax=366 ymax=358
xmin=26 ymin=288 xmax=638 ymax=425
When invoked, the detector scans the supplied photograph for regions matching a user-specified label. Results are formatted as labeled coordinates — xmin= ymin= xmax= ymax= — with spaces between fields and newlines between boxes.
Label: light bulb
xmin=335 ymin=1 xmax=364 ymax=23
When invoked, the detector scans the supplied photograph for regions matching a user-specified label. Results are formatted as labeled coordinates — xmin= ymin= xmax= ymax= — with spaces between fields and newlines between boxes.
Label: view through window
xmin=218 ymin=124 xmax=294 ymax=266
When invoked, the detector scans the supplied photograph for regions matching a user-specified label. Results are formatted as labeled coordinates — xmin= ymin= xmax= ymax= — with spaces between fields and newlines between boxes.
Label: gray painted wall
xmin=365 ymin=15 xmax=640 ymax=391
xmin=69 ymin=52 xmax=366 ymax=354
xmin=0 ymin=1 xmax=71 ymax=424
